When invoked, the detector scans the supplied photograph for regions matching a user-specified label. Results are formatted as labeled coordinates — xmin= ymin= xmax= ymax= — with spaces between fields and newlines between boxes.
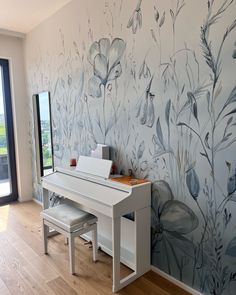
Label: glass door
xmin=0 ymin=59 xmax=17 ymax=204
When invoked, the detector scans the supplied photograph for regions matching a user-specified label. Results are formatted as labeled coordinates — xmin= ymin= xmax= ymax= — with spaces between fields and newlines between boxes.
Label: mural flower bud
xmin=227 ymin=166 xmax=236 ymax=196
xmin=186 ymin=167 xmax=200 ymax=200
xmin=127 ymin=0 xmax=142 ymax=34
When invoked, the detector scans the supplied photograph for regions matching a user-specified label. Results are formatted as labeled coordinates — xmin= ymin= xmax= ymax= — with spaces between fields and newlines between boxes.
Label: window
xmin=33 ymin=92 xmax=54 ymax=178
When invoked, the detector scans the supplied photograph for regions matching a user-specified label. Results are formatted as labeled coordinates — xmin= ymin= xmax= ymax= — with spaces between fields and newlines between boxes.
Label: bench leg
xmin=69 ymin=235 xmax=75 ymax=274
xmin=42 ymin=220 xmax=48 ymax=254
xmin=92 ymin=224 xmax=98 ymax=262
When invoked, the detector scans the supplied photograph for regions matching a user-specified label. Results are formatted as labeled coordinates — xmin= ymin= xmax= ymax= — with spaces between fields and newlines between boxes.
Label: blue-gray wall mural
xmin=25 ymin=0 xmax=236 ymax=294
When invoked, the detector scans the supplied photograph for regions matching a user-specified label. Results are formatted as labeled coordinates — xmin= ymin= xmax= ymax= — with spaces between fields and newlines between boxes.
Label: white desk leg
xmin=43 ymin=188 xmax=49 ymax=209
xmin=135 ymin=207 xmax=150 ymax=275
xmin=112 ymin=217 xmax=121 ymax=292
xmin=112 ymin=207 xmax=151 ymax=292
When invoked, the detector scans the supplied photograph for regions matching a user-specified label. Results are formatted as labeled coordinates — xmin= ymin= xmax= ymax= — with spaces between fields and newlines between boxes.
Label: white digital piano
xmin=41 ymin=156 xmax=151 ymax=292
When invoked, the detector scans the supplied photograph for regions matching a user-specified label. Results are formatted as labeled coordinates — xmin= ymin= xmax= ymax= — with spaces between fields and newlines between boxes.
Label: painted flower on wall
xmin=127 ymin=0 xmax=142 ymax=34
xmin=88 ymin=38 xmax=126 ymax=98
xmin=151 ymin=180 xmax=199 ymax=278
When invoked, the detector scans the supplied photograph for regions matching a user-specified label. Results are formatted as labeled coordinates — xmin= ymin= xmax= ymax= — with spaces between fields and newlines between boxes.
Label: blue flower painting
xmin=88 ymin=38 xmax=126 ymax=98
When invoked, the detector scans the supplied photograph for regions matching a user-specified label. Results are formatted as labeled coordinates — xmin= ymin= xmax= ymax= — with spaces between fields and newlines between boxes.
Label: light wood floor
xmin=0 ymin=201 xmax=190 ymax=295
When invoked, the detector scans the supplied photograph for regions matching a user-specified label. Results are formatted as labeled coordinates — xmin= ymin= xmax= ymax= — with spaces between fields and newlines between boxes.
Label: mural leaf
xmin=140 ymin=95 xmax=148 ymax=124
xmin=187 ymin=92 xmax=199 ymax=125
xmin=193 ymin=102 xmax=199 ymax=125
xmin=186 ymin=166 xmax=200 ymax=200
xmin=165 ymin=99 xmax=171 ymax=128
xmin=154 ymin=7 xmax=160 ymax=23
xmin=226 ymin=85 xmax=236 ymax=106
xmin=150 ymin=29 xmax=158 ymax=43
xmin=146 ymin=93 xmax=155 ymax=127
xmin=137 ymin=140 xmax=145 ymax=159
xmin=155 ymin=118 xmax=165 ymax=150
xmin=152 ymin=180 xmax=174 ymax=215
xmin=207 ymin=90 xmax=211 ymax=114
xmin=214 ymin=82 xmax=222 ymax=100
xmin=226 ymin=236 xmax=236 ymax=257
xmin=200 ymin=152 xmax=208 ymax=159
xmin=223 ymin=107 xmax=236 ymax=118
xmin=169 ymin=9 xmax=174 ymax=21
xmin=229 ymin=193 xmax=236 ymax=202
xmin=225 ymin=161 xmax=231 ymax=173
xmin=217 ymin=138 xmax=236 ymax=152
xmin=160 ymin=200 xmax=199 ymax=234
xmin=177 ymin=122 xmax=187 ymax=127
xmin=127 ymin=1 xmax=142 ymax=34
xmin=227 ymin=171 xmax=236 ymax=196
xmin=165 ymin=231 xmax=195 ymax=259
xmin=159 ymin=12 xmax=165 ymax=27
xmin=204 ymin=132 xmax=210 ymax=149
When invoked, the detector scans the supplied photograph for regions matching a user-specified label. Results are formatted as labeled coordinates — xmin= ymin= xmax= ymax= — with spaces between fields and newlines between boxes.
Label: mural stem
xmin=166 ymin=235 xmax=183 ymax=281
xmin=162 ymin=236 xmax=171 ymax=275
xmin=103 ymin=84 xmax=107 ymax=143
xmin=192 ymin=200 xmax=207 ymax=286
xmin=172 ymin=24 xmax=175 ymax=52
xmin=211 ymin=79 xmax=217 ymax=218
xmin=158 ymin=27 xmax=162 ymax=66
xmin=85 ymin=98 xmax=97 ymax=144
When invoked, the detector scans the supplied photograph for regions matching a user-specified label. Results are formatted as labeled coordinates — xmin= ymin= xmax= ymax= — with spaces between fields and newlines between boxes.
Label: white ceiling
xmin=0 ymin=0 xmax=72 ymax=34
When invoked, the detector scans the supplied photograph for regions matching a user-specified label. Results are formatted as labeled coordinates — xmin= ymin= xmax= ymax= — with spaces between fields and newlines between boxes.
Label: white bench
xmin=41 ymin=204 xmax=98 ymax=274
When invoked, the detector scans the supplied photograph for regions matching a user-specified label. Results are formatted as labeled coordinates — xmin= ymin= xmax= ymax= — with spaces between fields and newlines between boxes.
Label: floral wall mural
xmin=24 ymin=0 xmax=236 ymax=294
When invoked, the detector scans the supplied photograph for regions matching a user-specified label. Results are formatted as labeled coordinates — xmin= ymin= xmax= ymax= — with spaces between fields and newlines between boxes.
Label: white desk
xmin=42 ymin=167 xmax=151 ymax=292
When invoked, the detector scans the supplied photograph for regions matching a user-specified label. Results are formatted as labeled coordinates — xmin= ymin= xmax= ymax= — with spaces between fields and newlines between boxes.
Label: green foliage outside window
xmin=0 ymin=122 xmax=7 ymax=155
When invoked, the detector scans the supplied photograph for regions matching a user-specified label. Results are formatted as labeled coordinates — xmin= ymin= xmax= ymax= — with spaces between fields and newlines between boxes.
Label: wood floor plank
xmin=26 ymin=255 xmax=60 ymax=282
xmin=144 ymin=271 xmax=191 ymax=295
xmin=0 ymin=250 xmax=35 ymax=295
xmin=130 ymin=276 xmax=170 ymax=295
xmin=0 ymin=232 xmax=57 ymax=295
xmin=22 ymin=263 xmax=57 ymax=295
xmin=40 ymin=253 xmax=109 ymax=295
xmin=47 ymin=276 xmax=78 ymax=295
xmin=0 ymin=201 xmax=191 ymax=295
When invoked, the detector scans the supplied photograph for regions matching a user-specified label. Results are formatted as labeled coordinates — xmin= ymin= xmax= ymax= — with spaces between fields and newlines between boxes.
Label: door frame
xmin=0 ymin=58 xmax=18 ymax=204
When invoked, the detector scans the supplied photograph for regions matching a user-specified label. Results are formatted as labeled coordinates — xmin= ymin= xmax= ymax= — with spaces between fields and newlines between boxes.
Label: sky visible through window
xmin=39 ymin=92 xmax=50 ymax=121
xmin=0 ymin=68 xmax=4 ymax=115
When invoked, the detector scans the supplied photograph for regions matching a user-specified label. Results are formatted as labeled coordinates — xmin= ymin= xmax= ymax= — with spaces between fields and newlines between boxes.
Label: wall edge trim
xmin=151 ymin=265 xmax=203 ymax=295
xmin=0 ymin=29 xmax=25 ymax=38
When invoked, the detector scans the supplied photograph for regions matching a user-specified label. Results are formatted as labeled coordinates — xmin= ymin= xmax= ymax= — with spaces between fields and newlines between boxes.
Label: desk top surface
xmin=42 ymin=171 xmax=131 ymax=207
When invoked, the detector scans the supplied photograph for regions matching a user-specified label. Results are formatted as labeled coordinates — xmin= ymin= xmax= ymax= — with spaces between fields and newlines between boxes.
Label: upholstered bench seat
xmin=41 ymin=204 xmax=97 ymax=232
xmin=41 ymin=204 xmax=98 ymax=274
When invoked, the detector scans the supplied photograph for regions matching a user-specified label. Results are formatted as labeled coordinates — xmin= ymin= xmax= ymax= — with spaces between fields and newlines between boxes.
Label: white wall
xmin=0 ymin=34 xmax=32 ymax=201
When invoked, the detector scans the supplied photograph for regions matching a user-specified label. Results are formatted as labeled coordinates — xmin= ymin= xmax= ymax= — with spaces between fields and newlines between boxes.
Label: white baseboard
xmin=32 ymin=198 xmax=42 ymax=206
xmin=151 ymin=266 xmax=203 ymax=295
